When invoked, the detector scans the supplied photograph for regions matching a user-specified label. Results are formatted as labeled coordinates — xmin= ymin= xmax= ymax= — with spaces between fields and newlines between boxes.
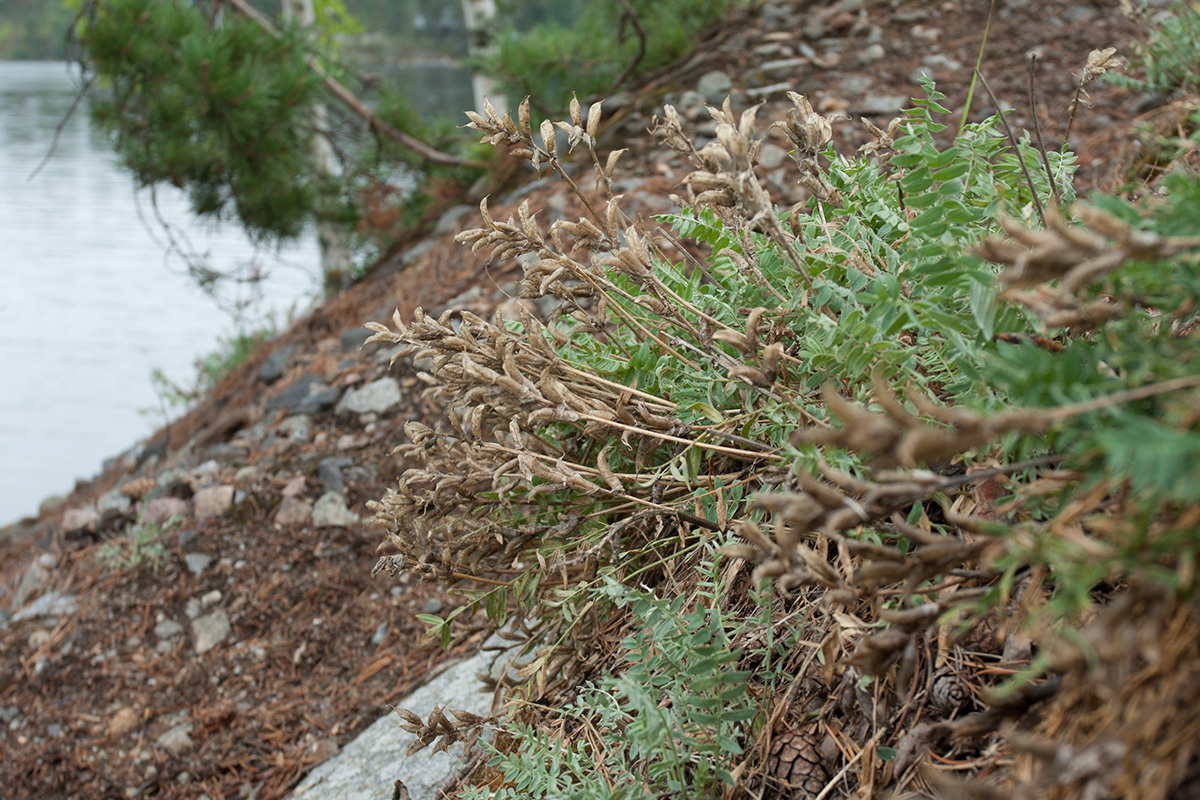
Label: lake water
xmin=0 ymin=61 xmax=324 ymax=525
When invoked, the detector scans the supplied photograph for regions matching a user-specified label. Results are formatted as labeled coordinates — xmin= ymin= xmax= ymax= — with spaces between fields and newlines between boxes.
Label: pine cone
xmin=767 ymin=728 xmax=830 ymax=799
xmin=119 ymin=477 xmax=158 ymax=500
xmin=929 ymin=667 xmax=972 ymax=715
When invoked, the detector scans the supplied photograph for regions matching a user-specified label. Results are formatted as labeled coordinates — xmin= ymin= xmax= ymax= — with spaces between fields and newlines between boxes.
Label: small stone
xmin=312 ymin=493 xmax=360 ymax=528
xmin=47 ymin=723 xmax=62 ymax=737
xmin=62 ymin=506 xmax=99 ymax=533
xmin=153 ymin=620 xmax=183 ymax=639
xmin=318 ymin=458 xmax=353 ymax=496
xmin=421 ymin=598 xmax=444 ymax=615
xmin=37 ymin=495 xmax=67 ymax=516
xmin=192 ymin=610 xmax=231 ymax=655
xmin=277 ymin=414 xmax=312 ymax=443
xmin=761 ymin=57 xmax=809 ymax=73
xmin=851 ymin=95 xmax=910 ymax=116
xmin=193 ymin=485 xmax=234 ymax=520
xmin=854 ymin=43 xmax=886 ymax=66
xmin=282 ymin=476 xmax=307 ymax=498
xmin=156 ymin=722 xmax=194 ymax=755
xmin=371 ymin=622 xmax=388 ymax=646
xmin=13 ymin=554 xmax=54 ymax=608
xmin=258 ymin=345 xmax=296 ymax=384
xmin=745 ymin=82 xmax=793 ymax=100
xmin=677 ymin=90 xmax=708 ymax=120
xmin=265 ymin=373 xmax=328 ymax=413
xmin=184 ymin=553 xmax=213 ymax=576
xmin=432 ymin=204 xmax=476 ymax=237
xmin=758 ymin=143 xmax=788 ymax=170
xmin=274 ymin=496 xmax=312 ymax=526
xmin=340 ymin=327 xmax=374 ymax=352
xmin=141 ymin=497 xmax=189 ymax=527
xmin=12 ymin=591 xmax=78 ymax=622
xmin=337 ymin=434 xmax=369 ymax=451
xmin=296 ymin=387 xmax=343 ymax=415
xmin=697 ymin=70 xmax=733 ymax=103
xmin=838 ymin=74 xmax=874 ymax=95
xmin=201 ymin=590 xmax=222 ymax=609
xmin=335 ymin=377 xmax=402 ymax=415
xmin=234 ymin=466 xmax=261 ymax=486
xmin=108 ymin=707 xmax=139 ymax=737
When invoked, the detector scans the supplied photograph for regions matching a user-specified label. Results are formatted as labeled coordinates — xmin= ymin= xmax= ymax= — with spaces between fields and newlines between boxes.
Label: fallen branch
xmin=219 ymin=0 xmax=482 ymax=168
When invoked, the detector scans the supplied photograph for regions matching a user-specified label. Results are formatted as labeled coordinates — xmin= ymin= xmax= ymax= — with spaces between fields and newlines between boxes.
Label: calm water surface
xmin=0 ymin=61 xmax=321 ymax=525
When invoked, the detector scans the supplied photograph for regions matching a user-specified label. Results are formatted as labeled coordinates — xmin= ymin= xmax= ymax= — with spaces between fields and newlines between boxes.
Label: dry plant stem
xmin=975 ymin=68 xmax=1047 ymax=228
xmin=1027 ymin=56 xmax=1060 ymax=203
xmin=1047 ymin=374 xmax=1200 ymax=421
xmin=573 ymin=412 xmax=784 ymax=460
xmin=559 ymin=364 xmax=677 ymax=409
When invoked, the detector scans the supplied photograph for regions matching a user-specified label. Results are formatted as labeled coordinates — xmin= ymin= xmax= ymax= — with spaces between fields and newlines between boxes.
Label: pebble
xmin=192 ymin=610 xmax=231 ymax=655
xmin=274 ymin=496 xmax=312 ymax=525
xmin=141 ymin=497 xmax=189 ymax=526
xmin=193 ymin=485 xmax=234 ymax=520
xmin=61 ymin=506 xmax=99 ymax=533
xmin=184 ymin=553 xmax=213 ymax=576
xmin=107 ymin=707 xmax=139 ymax=737
xmin=318 ymin=457 xmax=354 ymax=496
xmin=854 ymin=43 xmax=886 ymax=66
xmin=421 ymin=598 xmax=444 ymax=615
xmin=257 ymin=345 xmax=296 ymax=384
xmin=37 ymin=495 xmax=67 ymax=516
xmin=312 ymin=493 xmax=360 ymax=528
xmin=278 ymin=414 xmax=312 ymax=444
xmin=265 ymin=374 xmax=329 ymax=413
xmin=234 ymin=466 xmax=261 ymax=486
xmin=153 ymin=620 xmax=183 ymax=638
xmin=335 ymin=377 xmax=402 ymax=415
xmin=12 ymin=590 xmax=78 ymax=623
xmin=156 ymin=722 xmax=195 ymax=755
xmin=758 ymin=143 xmax=789 ymax=170
xmin=697 ymin=70 xmax=733 ymax=103
xmin=340 ymin=328 xmax=373 ymax=352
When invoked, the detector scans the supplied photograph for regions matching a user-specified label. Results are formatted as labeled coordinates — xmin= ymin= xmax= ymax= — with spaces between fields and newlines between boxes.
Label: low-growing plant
xmin=368 ymin=56 xmax=1200 ymax=799
xmin=145 ymin=325 xmax=275 ymax=419
xmin=97 ymin=513 xmax=181 ymax=571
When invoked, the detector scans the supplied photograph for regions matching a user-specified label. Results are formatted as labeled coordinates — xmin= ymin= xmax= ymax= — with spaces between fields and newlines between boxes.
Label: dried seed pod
xmin=119 ymin=477 xmax=158 ymax=500
xmin=767 ymin=728 xmax=831 ymax=798
xmin=929 ymin=667 xmax=973 ymax=715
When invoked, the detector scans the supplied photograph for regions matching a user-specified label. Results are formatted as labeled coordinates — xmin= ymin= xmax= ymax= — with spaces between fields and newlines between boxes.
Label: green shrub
xmin=368 ymin=74 xmax=1200 ymax=796
xmin=484 ymin=0 xmax=739 ymax=114
xmin=97 ymin=513 xmax=181 ymax=572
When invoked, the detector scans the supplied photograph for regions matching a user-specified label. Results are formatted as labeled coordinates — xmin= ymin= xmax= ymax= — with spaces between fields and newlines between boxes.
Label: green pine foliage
xmin=79 ymin=0 xmax=330 ymax=242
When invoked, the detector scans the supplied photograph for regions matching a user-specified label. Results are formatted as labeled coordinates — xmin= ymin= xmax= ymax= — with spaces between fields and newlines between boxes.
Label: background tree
xmin=70 ymin=0 xmax=477 ymax=293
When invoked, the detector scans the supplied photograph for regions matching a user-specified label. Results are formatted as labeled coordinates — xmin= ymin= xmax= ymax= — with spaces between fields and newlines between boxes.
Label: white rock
xmin=289 ymin=639 xmax=518 ymax=800
xmin=312 ymin=493 xmax=360 ymax=528
xmin=193 ymin=485 xmax=234 ymax=520
xmin=191 ymin=610 xmax=231 ymax=655
xmin=156 ymin=722 xmax=194 ymax=755
xmin=97 ymin=488 xmax=132 ymax=515
xmin=335 ymin=378 xmax=402 ymax=415
xmin=61 ymin=506 xmax=99 ymax=533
